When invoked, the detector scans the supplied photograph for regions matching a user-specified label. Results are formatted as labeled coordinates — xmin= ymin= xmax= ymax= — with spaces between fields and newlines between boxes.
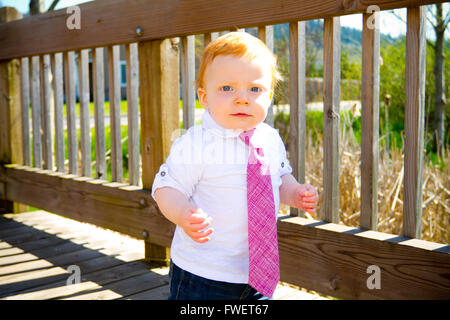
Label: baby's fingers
xmin=299 ymin=203 xmax=316 ymax=213
xmin=187 ymin=214 xmax=206 ymax=225
xmin=302 ymin=204 xmax=317 ymax=211
xmin=188 ymin=208 xmax=210 ymax=223
xmin=189 ymin=228 xmax=214 ymax=243
xmin=196 ymin=234 xmax=213 ymax=243
xmin=302 ymin=195 xmax=318 ymax=203
xmin=190 ymin=217 xmax=213 ymax=232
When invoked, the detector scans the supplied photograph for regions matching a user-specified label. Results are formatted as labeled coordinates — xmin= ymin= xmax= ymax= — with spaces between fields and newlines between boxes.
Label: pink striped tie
xmin=240 ymin=129 xmax=279 ymax=298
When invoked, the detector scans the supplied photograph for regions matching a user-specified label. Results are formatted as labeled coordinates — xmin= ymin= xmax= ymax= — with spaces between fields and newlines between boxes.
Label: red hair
xmin=197 ymin=32 xmax=280 ymax=90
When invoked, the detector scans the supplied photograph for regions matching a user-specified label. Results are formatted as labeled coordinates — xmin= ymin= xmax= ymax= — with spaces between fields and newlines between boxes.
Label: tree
xmin=48 ymin=0 xmax=61 ymax=11
xmin=380 ymin=38 xmax=406 ymax=150
xmin=427 ymin=4 xmax=449 ymax=155
xmin=341 ymin=48 xmax=361 ymax=80
xmin=29 ymin=0 xmax=61 ymax=14
xmin=390 ymin=5 xmax=449 ymax=154
xmin=29 ymin=0 xmax=44 ymax=15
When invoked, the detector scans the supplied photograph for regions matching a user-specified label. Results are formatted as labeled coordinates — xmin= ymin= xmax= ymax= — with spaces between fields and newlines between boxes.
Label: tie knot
xmin=239 ymin=128 xmax=256 ymax=146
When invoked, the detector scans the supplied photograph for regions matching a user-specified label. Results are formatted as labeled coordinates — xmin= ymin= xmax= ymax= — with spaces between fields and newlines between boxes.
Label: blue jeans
xmin=168 ymin=261 xmax=271 ymax=300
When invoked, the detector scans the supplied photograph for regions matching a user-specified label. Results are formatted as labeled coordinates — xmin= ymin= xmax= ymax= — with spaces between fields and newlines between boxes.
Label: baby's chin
xmin=218 ymin=118 xmax=264 ymax=132
xmin=222 ymin=123 xmax=258 ymax=132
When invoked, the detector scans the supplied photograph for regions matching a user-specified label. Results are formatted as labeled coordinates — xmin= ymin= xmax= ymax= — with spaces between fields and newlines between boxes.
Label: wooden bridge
xmin=0 ymin=0 xmax=449 ymax=300
xmin=1 ymin=210 xmax=322 ymax=300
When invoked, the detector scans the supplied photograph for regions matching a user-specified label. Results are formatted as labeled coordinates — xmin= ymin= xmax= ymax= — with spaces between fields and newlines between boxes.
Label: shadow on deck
xmin=0 ymin=211 xmax=325 ymax=300
xmin=0 ymin=210 xmax=169 ymax=300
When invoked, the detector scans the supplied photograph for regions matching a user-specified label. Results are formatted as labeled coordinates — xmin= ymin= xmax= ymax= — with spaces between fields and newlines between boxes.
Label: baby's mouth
xmin=231 ymin=113 xmax=252 ymax=117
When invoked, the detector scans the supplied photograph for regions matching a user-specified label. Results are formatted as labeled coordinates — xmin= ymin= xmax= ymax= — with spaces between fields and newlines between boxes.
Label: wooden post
xmin=126 ymin=43 xmax=140 ymax=186
xmin=288 ymin=21 xmax=306 ymax=217
xmin=0 ymin=7 xmax=27 ymax=214
xmin=108 ymin=45 xmax=123 ymax=182
xmin=78 ymin=49 xmax=92 ymax=178
xmin=64 ymin=51 xmax=77 ymax=175
xmin=360 ymin=12 xmax=380 ymax=230
xmin=31 ymin=56 xmax=42 ymax=169
xmin=92 ymin=47 xmax=107 ymax=180
xmin=403 ymin=6 xmax=426 ymax=239
xmin=204 ymin=32 xmax=219 ymax=47
xmin=258 ymin=25 xmax=275 ymax=127
xmin=180 ymin=35 xmax=196 ymax=129
xmin=139 ymin=38 xmax=179 ymax=266
xmin=53 ymin=53 xmax=65 ymax=173
xmin=20 ymin=57 xmax=31 ymax=167
xmin=321 ymin=17 xmax=341 ymax=223
xmin=40 ymin=54 xmax=53 ymax=171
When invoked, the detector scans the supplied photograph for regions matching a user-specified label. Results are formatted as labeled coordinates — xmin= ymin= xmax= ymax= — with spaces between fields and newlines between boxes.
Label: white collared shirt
xmin=151 ymin=110 xmax=292 ymax=283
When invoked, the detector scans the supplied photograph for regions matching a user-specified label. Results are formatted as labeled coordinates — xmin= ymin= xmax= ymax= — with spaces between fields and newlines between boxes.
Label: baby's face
xmin=197 ymin=55 xmax=273 ymax=131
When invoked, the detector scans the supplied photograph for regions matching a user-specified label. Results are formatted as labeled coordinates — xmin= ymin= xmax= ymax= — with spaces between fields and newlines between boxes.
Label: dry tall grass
xmin=280 ymin=112 xmax=449 ymax=245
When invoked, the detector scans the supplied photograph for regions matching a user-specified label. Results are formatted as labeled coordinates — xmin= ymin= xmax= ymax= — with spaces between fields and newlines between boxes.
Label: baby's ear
xmin=197 ymin=88 xmax=208 ymax=108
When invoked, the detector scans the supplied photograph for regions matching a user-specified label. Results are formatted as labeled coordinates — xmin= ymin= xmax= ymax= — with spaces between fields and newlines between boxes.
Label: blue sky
xmin=1 ymin=0 xmax=447 ymax=40
xmin=1 ymin=0 xmax=91 ymax=13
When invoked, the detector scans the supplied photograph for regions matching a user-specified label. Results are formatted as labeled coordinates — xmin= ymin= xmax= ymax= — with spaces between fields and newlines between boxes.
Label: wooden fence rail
xmin=361 ymin=11 xmax=380 ymax=231
xmin=1 ymin=163 xmax=449 ymax=299
xmin=0 ymin=0 xmax=445 ymax=61
xmin=0 ymin=0 xmax=449 ymax=299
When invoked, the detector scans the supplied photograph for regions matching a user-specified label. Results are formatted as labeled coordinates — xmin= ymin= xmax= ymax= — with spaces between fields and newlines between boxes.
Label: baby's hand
xmin=180 ymin=207 xmax=214 ymax=243
xmin=294 ymin=184 xmax=318 ymax=214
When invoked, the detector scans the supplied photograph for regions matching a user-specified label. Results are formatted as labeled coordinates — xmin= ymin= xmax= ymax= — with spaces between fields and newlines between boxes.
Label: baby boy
xmin=152 ymin=32 xmax=318 ymax=300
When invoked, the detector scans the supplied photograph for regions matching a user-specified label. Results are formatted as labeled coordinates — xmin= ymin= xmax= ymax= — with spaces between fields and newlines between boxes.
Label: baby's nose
xmin=234 ymin=90 xmax=249 ymax=105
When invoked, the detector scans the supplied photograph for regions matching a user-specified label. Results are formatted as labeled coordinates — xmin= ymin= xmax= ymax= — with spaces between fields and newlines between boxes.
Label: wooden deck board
xmin=0 ymin=242 xmax=12 ymax=249
xmin=5 ymin=261 xmax=165 ymax=300
xmin=0 ymin=210 xmax=324 ymax=300
xmin=121 ymin=284 xmax=170 ymax=300
xmin=61 ymin=271 xmax=168 ymax=300
xmin=0 ymin=247 xmax=23 ymax=257
xmin=0 ymin=252 xmax=145 ymax=298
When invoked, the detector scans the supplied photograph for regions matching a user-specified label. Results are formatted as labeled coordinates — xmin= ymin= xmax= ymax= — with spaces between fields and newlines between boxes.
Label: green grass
xmin=30 ymin=124 xmax=132 ymax=182
xmin=27 ymin=98 xmax=205 ymax=183
xmin=83 ymin=125 xmax=131 ymax=182
xmin=29 ymin=103 xmax=447 ymax=182
xmin=180 ymin=99 xmax=203 ymax=110
xmin=28 ymin=99 xmax=204 ymax=119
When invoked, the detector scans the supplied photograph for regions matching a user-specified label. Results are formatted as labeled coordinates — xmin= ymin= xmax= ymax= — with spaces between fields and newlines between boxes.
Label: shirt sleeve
xmin=275 ymin=130 xmax=293 ymax=177
xmin=151 ymin=128 xmax=203 ymax=201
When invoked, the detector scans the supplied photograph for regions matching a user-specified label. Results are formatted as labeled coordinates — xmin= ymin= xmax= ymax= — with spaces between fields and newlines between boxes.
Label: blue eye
xmin=221 ymin=86 xmax=232 ymax=92
xmin=250 ymin=87 xmax=261 ymax=93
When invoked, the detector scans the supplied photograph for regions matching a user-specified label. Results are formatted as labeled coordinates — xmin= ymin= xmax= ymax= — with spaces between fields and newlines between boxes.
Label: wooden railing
xmin=0 ymin=0 xmax=449 ymax=299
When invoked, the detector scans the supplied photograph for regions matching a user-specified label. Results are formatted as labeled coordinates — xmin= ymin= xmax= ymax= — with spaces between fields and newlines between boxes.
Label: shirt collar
xmin=201 ymin=110 xmax=265 ymax=148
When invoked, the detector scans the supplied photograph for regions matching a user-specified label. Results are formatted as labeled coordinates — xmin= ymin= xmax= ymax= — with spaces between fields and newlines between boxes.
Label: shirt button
xmin=281 ymin=162 xmax=285 ymax=168
xmin=160 ymin=171 xmax=166 ymax=177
